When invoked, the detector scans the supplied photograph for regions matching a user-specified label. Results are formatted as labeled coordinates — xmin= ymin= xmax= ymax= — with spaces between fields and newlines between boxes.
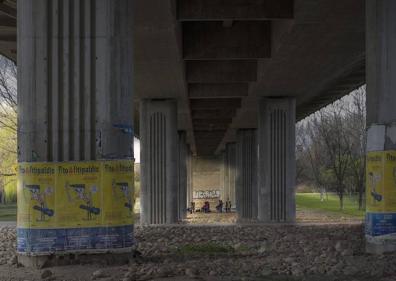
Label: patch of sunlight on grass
xmin=296 ymin=193 xmax=364 ymax=218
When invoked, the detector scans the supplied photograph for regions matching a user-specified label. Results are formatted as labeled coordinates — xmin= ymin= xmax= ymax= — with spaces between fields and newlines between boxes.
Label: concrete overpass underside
xmin=6 ymin=0 xmax=396 ymax=262
xmin=0 ymin=0 xmax=365 ymax=155
xmin=134 ymin=0 xmax=365 ymax=156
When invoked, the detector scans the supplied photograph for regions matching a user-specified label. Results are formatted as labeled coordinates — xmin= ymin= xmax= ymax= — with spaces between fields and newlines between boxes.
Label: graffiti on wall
xmin=194 ymin=190 xmax=220 ymax=199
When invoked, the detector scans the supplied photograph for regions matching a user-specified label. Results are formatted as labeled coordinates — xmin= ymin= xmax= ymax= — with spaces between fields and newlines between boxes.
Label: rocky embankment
xmin=0 ymin=224 xmax=395 ymax=281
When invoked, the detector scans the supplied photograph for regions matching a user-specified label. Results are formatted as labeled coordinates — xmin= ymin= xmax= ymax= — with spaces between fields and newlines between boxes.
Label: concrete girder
xmin=178 ymin=0 xmax=293 ymax=21
xmin=183 ymin=21 xmax=271 ymax=60
xmin=186 ymin=61 xmax=257 ymax=83
xmin=189 ymin=83 xmax=249 ymax=99
xmin=0 ymin=3 xmax=16 ymax=19
xmin=192 ymin=109 xmax=237 ymax=119
xmin=0 ymin=17 xmax=16 ymax=27
xmin=190 ymin=98 xmax=241 ymax=110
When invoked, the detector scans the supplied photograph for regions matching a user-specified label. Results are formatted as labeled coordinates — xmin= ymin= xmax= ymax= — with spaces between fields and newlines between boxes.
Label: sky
xmin=134 ymin=137 xmax=140 ymax=163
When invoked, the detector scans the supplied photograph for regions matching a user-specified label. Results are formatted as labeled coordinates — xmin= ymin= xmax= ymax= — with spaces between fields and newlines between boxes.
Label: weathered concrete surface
xmin=1 ymin=0 xmax=366 ymax=155
xmin=258 ymin=98 xmax=296 ymax=223
xmin=236 ymin=129 xmax=258 ymax=220
xmin=18 ymin=0 xmax=134 ymax=162
xmin=365 ymin=0 xmax=396 ymax=254
xmin=191 ymin=156 xmax=223 ymax=209
xmin=177 ymin=131 xmax=188 ymax=220
xmin=140 ymin=100 xmax=178 ymax=224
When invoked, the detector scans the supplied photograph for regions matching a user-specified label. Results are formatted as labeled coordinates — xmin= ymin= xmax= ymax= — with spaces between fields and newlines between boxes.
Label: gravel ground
xmin=0 ymin=223 xmax=395 ymax=281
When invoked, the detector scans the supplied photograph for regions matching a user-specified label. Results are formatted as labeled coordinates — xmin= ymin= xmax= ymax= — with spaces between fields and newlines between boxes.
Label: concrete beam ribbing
xmin=236 ymin=129 xmax=258 ymax=220
xmin=258 ymin=98 xmax=296 ymax=223
xmin=140 ymin=100 xmax=178 ymax=224
xmin=178 ymin=0 xmax=294 ymax=21
xmin=18 ymin=0 xmax=134 ymax=162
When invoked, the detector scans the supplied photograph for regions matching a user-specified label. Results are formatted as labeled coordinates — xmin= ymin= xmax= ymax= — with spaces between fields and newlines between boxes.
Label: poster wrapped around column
xmin=365 ymin=151 xmax=396 ymax=244
xmin=17 ymin=160 xmax=134 ymax=255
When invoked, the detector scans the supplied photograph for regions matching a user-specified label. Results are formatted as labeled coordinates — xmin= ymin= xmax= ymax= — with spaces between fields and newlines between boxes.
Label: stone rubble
xmin=0 ymin=224 xmax=395 ymax=280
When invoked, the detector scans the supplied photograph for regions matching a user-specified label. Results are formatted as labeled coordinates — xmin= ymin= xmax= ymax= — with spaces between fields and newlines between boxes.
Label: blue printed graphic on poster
xmin=365 ymin=213 xmax=396 ymax=237
xmin=17 ymin=225 xmax=134 ymax=254
xmin=17 ymin=160 xmax=135 ymax=255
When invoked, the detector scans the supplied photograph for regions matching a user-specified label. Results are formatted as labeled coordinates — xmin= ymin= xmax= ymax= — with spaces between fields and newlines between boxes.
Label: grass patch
xmin=296 ymin=193 xmax=364 ymax=218
xmin=0 ymin=203 xmax=16 ymax=221
xmin=176 ymin=242 xmax=234 ymax=255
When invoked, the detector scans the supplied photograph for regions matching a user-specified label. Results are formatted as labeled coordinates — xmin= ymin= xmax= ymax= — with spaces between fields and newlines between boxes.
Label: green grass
xmin=296 ymin=193 xmax=364 ymax=218
xmin=0 ymin=203 xmax=16 ymax=221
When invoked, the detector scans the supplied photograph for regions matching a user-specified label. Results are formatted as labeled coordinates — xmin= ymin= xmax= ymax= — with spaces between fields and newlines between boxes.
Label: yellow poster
xmin=102 ymin=160 xmax=134 ymax=225
xmin=17 ymin=163 xmax=56 ymax=228
xmin=366 ymin=151 xmax=396 ymax=212
xmin=56 ymin=162 xmax=102 ymax=228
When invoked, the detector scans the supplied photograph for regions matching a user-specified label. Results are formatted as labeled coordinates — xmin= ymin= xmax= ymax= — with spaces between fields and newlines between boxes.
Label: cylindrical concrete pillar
xmin=236 ymin=129 xmax=258 ymax=220
xmin=17 ymin=0 xmax=134 ymax=262
xmin=177 ymin=131 xmax=188 ymax=220
xmin=140 ymin=99 xmax=178 ymax=224
xmin=18 ymin=0 xmax=134 ymax=162
xmin=365 ymin=0 xmax=396 ymax=254
xmin=257 ymin=98 xmax=296 ymax=223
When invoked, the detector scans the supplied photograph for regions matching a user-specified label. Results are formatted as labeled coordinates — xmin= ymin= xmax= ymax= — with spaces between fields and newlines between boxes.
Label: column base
xmin=366 ymin=240 xmax=396 ymax=255
xmin=18 ymin=252 xmax=134 ymax=269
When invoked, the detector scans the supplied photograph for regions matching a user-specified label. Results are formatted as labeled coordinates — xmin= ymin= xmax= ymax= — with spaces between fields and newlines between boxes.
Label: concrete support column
xmin=18 ymin=0 xmax=134 ymax=162
xmin=17 ymin=0 xmax=134 ymax=264
xmin=186 ymin=149 xmax=193 ymax=210
xmin=365 ymin=0 xmax=396 ymax=254
xmin=258 ymin=98 xmax=296 ymax=223
xmin=224 ymin=143 xmax=236 ymax=208
xmin=219 ymin=151 xmax=226 ymax=201
xmin=236 ymin=129 xmax=258 ymax=220
xmin=177 ymin=131 xmax=188 ymax=220
xmin=140 ymin=99 xmax=178 ymax=224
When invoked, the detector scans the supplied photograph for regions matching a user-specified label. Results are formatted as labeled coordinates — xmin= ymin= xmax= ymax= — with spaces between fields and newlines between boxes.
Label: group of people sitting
xmin=187 ymin=199 xmax=233 ymax=214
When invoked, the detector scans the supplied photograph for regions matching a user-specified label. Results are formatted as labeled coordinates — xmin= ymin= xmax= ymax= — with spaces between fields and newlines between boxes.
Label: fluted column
xmin=18 ymin=0 xmax=134 ymax=162
xmin=140 ymin=99 xmax=178 ymax=224
xmin=258 ymin=98 xmax=296 ymax=223
xmin=177 ymin=131 xmax=188 ymax=220
xmin=236 ymin=129 xmax=258 ymax=220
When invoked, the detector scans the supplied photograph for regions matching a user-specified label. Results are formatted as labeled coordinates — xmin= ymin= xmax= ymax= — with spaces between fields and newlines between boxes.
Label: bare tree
xmin=0 ymin=56 xmax=17 ymax=132
xmin=345 ymin=86 xmax=366 ymax=209
xmin=0 ymin=56 xmax=17 ymax=203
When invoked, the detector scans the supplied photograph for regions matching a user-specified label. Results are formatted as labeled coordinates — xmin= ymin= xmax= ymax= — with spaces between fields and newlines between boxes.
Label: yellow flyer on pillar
xmin=17 ymin=163 xmax=56 ymax=228
xmin=101 ymin=160 xmax=134 ymax=226
xmin=56 ymin=162 xmax=102 ymax=228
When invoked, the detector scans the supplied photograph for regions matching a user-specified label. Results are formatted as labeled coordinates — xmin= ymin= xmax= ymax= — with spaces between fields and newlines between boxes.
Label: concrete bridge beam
xmin=140 ymin=99 xmax=178 ymax=224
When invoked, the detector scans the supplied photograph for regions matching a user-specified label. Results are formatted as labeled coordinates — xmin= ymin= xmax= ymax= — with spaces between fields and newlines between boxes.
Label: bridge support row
xmin=233 ymin=98 xmax=296 ymax=223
